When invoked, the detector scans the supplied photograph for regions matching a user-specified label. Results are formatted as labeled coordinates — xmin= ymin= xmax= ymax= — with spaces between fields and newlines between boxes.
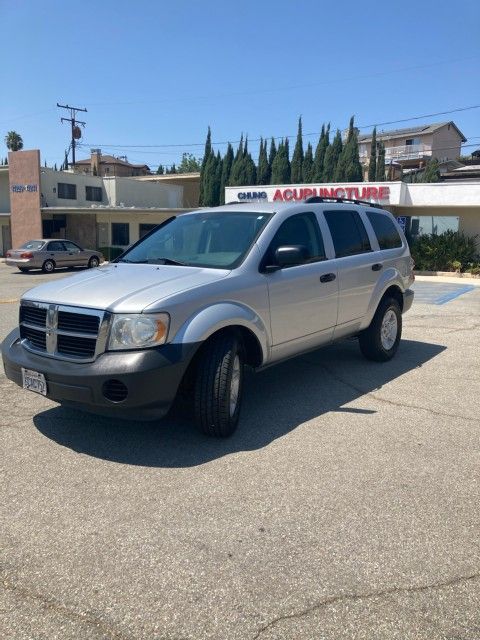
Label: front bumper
xmin=2 ymin=328 xmax=199 ymax=420
xmin=403 ymin=288 xmax=414 ymax=313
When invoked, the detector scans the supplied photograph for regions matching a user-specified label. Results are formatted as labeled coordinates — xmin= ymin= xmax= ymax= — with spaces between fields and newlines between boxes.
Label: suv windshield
xmin=118 ymin=211 xmax=272 ymax=269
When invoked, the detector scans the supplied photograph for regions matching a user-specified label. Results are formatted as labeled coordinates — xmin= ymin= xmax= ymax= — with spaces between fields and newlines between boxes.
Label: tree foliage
xmin=5 ymin=131 xmax=23 ymax=151
xmin=271 ymin=139 xmax=291 ymax=184
xmin=376 ymin=142 xmax=386 ymax=181
xmin=303 ymin=143 xmax=314 ymax=183
xmin=177 ymin=152 xmax=202 ymax=173
xmin=312 ymin=124 xmax=329 ymax=182
xmin=368 ymin=127 xmax=377 ymax=182
xmin=323 ymin=130 xmax=343 ymax=181
xmin=291 ymin=117 xmax=304 ymax=183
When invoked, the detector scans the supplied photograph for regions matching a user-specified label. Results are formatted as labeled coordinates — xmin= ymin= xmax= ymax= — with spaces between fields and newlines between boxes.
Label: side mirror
xmin=274 ymin=245 xmax=308 ymax=267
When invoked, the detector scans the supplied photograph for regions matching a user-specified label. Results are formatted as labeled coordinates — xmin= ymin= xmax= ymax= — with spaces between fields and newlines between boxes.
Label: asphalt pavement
xmin=1 ymin=264 xmax=479 ymax=640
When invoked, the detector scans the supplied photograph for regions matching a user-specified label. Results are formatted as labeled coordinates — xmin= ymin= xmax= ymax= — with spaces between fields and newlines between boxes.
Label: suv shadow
xmin=33 ymin=338 xmax=445 ymax=468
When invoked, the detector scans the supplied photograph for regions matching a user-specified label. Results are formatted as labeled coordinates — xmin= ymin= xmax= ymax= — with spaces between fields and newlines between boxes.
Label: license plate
xmin=22 ymin=368 xmax=47 ymax=396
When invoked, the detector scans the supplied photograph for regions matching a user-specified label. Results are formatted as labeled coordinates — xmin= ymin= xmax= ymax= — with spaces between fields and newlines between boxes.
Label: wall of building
xmin=8 ymin=150 xmax=43 ymax=249
xmin=107 ymin=177 xmax=183 ymax=208
xmin=95 ymin=211 xmax=177 ymax=247
xmin=0 ymin=169 xmax=10 ymax=213
xmin=431 ymin=124 xmax=462 ymax=162
xmin=65 ymin=213 xmax=97 ymax=249
xmin=40 ymin=168 xmax=105 ymax=207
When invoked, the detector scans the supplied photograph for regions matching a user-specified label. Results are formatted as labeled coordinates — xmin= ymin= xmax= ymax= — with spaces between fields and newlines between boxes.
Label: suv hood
xmin=21 ymin=264 xmax=229 ymax=313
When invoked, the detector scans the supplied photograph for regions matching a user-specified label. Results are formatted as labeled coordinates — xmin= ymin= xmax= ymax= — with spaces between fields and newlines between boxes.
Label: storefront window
xmin=409 ymin=216 xmax=459 ymax=238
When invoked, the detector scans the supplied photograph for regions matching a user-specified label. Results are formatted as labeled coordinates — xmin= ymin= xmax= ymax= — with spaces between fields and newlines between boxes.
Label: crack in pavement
xmin=301 ymin=360 xmax=478 ymax=424
xmin=252 ymin=572 xmax=480 ymax=639
xmin=2 ymin=575 xmax=134 ymax=640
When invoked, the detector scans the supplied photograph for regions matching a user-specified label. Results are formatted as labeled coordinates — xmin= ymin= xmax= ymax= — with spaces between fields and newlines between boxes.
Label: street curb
xmin=414 ymin=270 xmax=480 ymax=279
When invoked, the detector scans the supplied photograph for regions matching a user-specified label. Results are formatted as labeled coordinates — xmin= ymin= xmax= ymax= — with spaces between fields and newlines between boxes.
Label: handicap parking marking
xmin=412 ymin=282 xmax=475 ymax=305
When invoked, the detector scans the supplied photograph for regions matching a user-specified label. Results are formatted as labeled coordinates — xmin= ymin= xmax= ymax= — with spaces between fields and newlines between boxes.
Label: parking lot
xmin=1 ymin=263 xmax=479 ymax=640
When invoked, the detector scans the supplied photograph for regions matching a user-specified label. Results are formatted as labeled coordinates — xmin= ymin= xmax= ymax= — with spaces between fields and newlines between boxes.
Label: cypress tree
xmin=312 ymin=123 xmax=330 ymax=182
xmin=376 ymin=142 xmax=386 ymax=181
xmin=229 ymin=135 xmax=244 ymax=185
xmin=199 ymin=126 xmax=212 ymax=205
xmin=219 ymin=143 xmax=234 ymax=204
xmin=420 ymin=158 xmax=441 ymax=182
xmin=156 ymin=165 xmax=164 ymax=175
xmin=271 ymin=139 xmax=291 ymax=184
xmin=257 ymin=138 xmax=270 ymax=185
xmin=291 ymin=117 xmax=304 ymax=183
xmin=303 ymin=143 xmax=314 ymax=182
xmin=202 ymin=152 xmax=218 ymax=206
xmin=268 ymin=138 xmax=277 ymax=183
xmin=243 ymin=137 xmax=257 ymax=185
xmin=334 ymin=116 xmax=362 ymax=182
xmin=368 ymin=127 xmax=377 ymax=182
xmin=54 ymin=163 xmax=58 ymax=171
xmin=323 ymin=130 xmax=343 ymax=181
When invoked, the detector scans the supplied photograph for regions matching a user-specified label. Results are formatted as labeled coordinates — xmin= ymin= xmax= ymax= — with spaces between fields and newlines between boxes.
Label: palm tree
xmin=5 ymin=131 xmax=24 ymax=151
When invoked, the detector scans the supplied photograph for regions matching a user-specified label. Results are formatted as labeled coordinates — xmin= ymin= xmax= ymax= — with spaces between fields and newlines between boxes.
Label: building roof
xmin=358 ymin=121 xmax=467 ymax=144
xmin=73 ymin=155 xmax=150 ymax=170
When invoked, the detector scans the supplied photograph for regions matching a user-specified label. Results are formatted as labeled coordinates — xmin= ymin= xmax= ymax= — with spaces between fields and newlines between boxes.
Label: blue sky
xmin=1 ymin=0 xmax=479 ymax=169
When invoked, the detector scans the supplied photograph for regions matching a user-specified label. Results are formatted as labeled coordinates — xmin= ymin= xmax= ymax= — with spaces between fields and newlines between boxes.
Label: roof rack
xmin=304 ymin=196 xmax=384 ymax=209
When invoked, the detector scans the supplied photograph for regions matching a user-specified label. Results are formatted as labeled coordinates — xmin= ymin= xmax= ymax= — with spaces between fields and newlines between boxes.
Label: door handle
xmin=320 ymin=273 xmax=336 ymax=283
xmin=372 ymin=263 xmax=383 ymax=271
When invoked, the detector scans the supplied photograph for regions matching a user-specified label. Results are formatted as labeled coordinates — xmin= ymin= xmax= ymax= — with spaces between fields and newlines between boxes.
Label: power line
xmin=80 ymin=103 xmax=480 ymax=150
xmin=57 ymin=103 xmax=87 ymax=166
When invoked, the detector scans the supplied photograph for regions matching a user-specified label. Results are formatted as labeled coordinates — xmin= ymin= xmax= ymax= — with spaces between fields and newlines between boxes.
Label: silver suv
xmin=2 ymin=199 xmax=414 ymax=437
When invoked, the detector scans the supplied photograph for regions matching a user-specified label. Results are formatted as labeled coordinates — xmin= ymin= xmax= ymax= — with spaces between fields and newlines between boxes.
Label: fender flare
xmin=171 ymin=302 xmax=269 ymax=364
xmin=362 ymin=269 xmax=404 ymax=329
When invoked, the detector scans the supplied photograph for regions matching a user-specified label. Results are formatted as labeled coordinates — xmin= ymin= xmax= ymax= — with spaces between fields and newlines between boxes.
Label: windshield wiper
xmin=117 ymin=257 xmax=188 ymax=266
xmin=147 ymin=257 xmax=188 ymax=266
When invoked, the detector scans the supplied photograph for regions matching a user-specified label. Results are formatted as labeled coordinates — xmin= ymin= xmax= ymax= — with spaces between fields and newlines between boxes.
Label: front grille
xmin=57 ymin=334 xmax=96 ymax=358
xmin=20 ymin=326 xmax=47 ymax=350
xmin=19 ymin=302 xmax=106 ymax=362
xmin=57 ymin=311 xmax=99 ymax=335
xmin=20 ymin=306 xmax=47 ymax=327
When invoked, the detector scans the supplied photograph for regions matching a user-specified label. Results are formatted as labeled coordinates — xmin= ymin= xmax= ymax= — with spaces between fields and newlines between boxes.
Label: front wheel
xmin=88 ymin=256 xmax=100 ymax=268
xmin=194 ymin=333 xmax=244 ymax=437
xmin=359 ymin=297 xmax=402 ymax=362
xmin=42 ymin=259 xmax=55 ymax=273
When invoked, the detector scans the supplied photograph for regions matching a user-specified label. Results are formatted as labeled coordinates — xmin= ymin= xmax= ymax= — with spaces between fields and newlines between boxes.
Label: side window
xmin=366 ymin=211 xmax=402 ymax=250
xmin=266 ymin=212 xmax=326 ymax=266
xmin=47 ymin=241 xmax=65 ymax=251
xmin=63 ymin=241 xmax=81 ymax=252
xmin=324 ymin=210 xmax=371 ymax=258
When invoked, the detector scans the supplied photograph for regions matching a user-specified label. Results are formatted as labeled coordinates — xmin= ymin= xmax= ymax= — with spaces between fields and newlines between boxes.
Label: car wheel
xmin=42 ymin=259 xmax=55 ymax=273
xmin=194 ymin=332 xmax=244 ymax=437
xmin=359 ymin=297 xmax=402 ymax=362
xmin=88 ymin=256 xmax=100 ymax=268
xmin=18 ymin=267 xmax=30 ymax=273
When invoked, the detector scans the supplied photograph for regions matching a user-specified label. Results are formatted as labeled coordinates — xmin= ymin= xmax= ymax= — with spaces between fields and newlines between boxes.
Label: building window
xmin=405 ymin=138 xmax=421 ymax=147
xmin=139 ymin=223 xmax=157 ymax=239
xmin=86 ymin=186 xmax=102 ymax=202
xmin=111 ymin=222 xmax=130 ymax=246
xmin=57 ymin=182 xmax=77 ymax=199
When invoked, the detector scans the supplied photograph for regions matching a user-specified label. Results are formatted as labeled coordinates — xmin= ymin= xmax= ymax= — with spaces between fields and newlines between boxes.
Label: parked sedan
xmin=5 ymin=239 xmax=103 ymax=273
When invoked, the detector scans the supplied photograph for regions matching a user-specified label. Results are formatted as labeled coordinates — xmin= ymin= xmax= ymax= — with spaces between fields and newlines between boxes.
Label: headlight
xmin=108 ymin=313 xmax=170 ymax=350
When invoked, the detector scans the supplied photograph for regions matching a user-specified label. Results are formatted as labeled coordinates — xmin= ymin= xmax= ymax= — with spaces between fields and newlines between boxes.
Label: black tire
xmin=42 ymin=259 xmax=55 ymax=273
xmin=359 ymin=297 xmax=402 ymax=362
xmin=88 ymin=256 xmax=100 ymax=268
xmin=194 ymin=333 xmax=244 ymax=437
xmin=18 ymin=267 xmax=30 ymax=273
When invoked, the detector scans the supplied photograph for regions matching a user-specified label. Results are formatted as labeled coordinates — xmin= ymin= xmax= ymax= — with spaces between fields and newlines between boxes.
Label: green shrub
xmin=411 ymin=231 xmax=478 ymax=271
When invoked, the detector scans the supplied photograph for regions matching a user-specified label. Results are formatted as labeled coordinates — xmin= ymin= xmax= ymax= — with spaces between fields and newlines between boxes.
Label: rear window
xmin=324 ymin=210 xmax=371 ymax=258
xmin=20 ymin=240 xmax=44 ymax=250
xmin=366 ymin=211 xmax=403 ymax=250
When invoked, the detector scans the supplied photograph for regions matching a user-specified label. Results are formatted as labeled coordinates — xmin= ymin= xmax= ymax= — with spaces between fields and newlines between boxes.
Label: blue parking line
xmin=433 ymin=285 xmax=475 ymax=305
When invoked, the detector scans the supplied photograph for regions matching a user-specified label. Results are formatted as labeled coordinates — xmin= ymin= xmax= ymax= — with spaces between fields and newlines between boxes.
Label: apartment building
xmin=72 ymin=149 xmax=150 ymax=177
xmin=358 ymin=121 xmax=466 ymax=170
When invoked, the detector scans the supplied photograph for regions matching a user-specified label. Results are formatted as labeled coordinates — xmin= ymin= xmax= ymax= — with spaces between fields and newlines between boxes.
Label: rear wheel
xmin=194 ymin=333 xmax=244 ymax=437
xmin=42 ymin=259 xmax=55 ymax=273
xmin=359 ymin=297 xmax=402 ymax=362
xmin=88 ymin=256 xmax=100 ymax=268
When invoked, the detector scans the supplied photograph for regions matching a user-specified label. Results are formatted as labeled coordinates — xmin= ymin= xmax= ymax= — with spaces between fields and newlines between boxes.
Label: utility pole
xmin=57 ymin=103 xmax=87 ymax=168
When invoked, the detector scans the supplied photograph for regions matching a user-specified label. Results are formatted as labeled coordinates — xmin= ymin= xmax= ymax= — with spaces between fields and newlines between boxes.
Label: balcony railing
xmin=360 ymin=144 xmax=432 ymax=161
